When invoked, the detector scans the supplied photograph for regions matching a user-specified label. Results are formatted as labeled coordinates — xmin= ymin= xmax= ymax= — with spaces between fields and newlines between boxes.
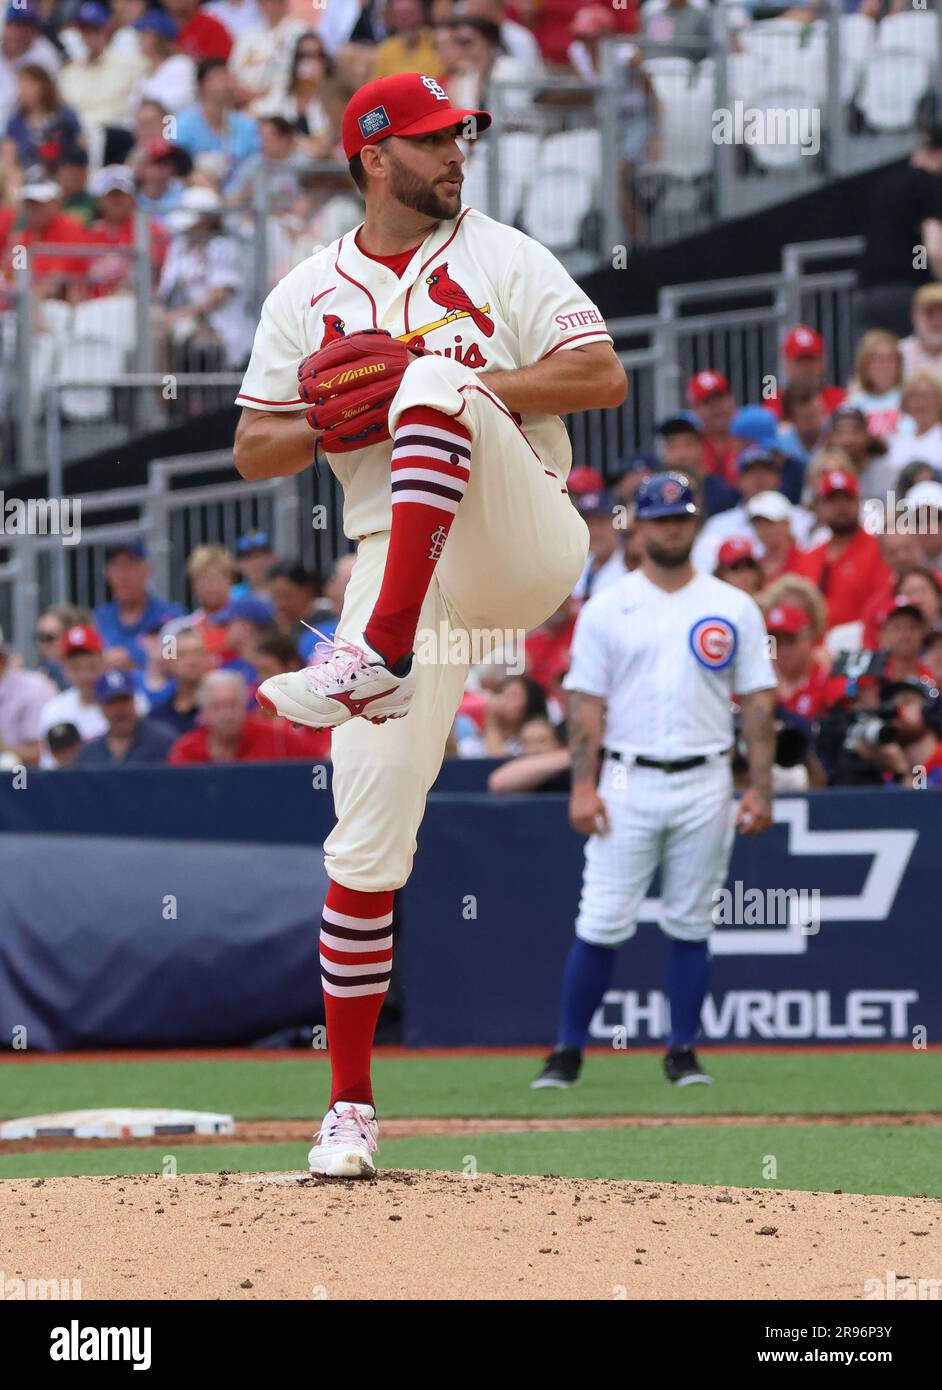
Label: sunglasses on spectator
xmin=728 ymin=559 xmax=758 ymax=572
xmin=36 ymin=630 xmax=59 ymax=642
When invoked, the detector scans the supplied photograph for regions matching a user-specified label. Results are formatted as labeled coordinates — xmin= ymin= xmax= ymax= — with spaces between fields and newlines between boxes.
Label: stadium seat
xmin=876 ymin=11 xmax=939 ymax=61
xmin=70 ymin=293 xmax=138 ymax=353
xmin=520 ymin=168 xmax=596 ymax=253
xmin=645 ymin=86 xmax=714 ymax=180
xmin=643 ymin=55 xmax=694 ymax=84
xmin=857 ymin=50 xmax=931 ymax=131
xmin=57 ymin=339 xmax=128 ymax=420
xmin=536 ymin=129 xmax=602 ymax=181
xmin=840 ymin=13 xmax=875 ymax=103
xmin=461 ymin=131 xmax=541 ymax=225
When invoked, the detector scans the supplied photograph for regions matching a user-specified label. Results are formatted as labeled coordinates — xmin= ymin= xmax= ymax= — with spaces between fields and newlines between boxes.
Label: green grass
xmin=1 ymin=1052 xmax=940 ymax=1122
xmin=1 ymin=1127 xmax=939 ymax=1197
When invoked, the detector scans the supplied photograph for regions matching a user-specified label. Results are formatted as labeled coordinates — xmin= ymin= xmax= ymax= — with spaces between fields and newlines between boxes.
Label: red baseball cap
xmin=145 ymin=138 xmax=175 ymax=161
xmin=63 ymin=623 xmax=103 ymax=655
xmin=686 ymin=370 xmax=730 ymax=405
xmin=341 ymin=73 xmax=491 ymax=160
xmin=784 ymin=325 xmax=824 ymax=360
xmin=766 ymin=603 xmax=811 ymax=635
xmin=818 ymin=468 xmax=859 ymax=499
xmin=567 ymin=465 xmax=606 ymax=496
xmin=717 ymin=536 xmax=758 ymax=567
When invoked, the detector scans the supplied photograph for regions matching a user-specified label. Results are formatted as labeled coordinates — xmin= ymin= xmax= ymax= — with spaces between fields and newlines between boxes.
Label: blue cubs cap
xmin=134 ymin=9 xmax=180 ymax=39
xmin=6 ymin=2 xmax=40 ymax=24
xmin=95 ymin=668 xmax=137 ymax=703
xmin=657 ymin=410 xmax=703 ymax=436
xmin=105 ymin=538 xmax=146 ymax=560
xmin=738 ymin=445 xmax=782 ymax=474
xmin=75 ymin=1 xmax=109 ymax=26
xmin=730 ymin=405 xmax=778 ymax=448
xmin=618 ymin=450 xmax=661 ymax=475
xmin=634 ymin=471 xmax=699 ymax=519
xmin=236 ymin=529 xmax=271 ymax=556
xmin=574 ymin=488 xmax=615 ymax=517
xmin=214 ymin=595 xmax=275 ymax=626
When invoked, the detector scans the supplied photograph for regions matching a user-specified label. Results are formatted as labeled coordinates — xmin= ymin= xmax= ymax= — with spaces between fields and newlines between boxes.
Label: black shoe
xmin=664 ymin=1047 xmax=713 ymax=1087
xmin=531 ymin=1046 xmax=582 ymax=1089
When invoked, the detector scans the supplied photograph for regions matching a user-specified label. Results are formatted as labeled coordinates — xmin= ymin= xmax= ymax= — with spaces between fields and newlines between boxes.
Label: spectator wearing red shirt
xmin=686 ymin=370 xmax=738 ymax=487
xmin=713 ymin=536 xmax=762 ymax=595
xmin=165 ymin=0 xmax=234 ymax=61
xmin=525 ymin=596 xmax=577 ymax=697
xmin=169 ymin=668 xmax=328 ymax=762
xmin=766 ymin=603 xmax=831 ymax=719
xmin=790 ymin=469 xmax=893 ymax=630
xmin=82 ymin=164 xmax=169 ymax=296
xmin=865 ymin=680 xmax=942 ymax=787
xmin=745 ymin=489 xmax=809 ymax=584
xmin=8 ymin=179 xmax=88 ymax=297
xmin=765 ymin=326 xmax=847 ymax=420
xmin=859 ymin=531 xmax=926 ymax=645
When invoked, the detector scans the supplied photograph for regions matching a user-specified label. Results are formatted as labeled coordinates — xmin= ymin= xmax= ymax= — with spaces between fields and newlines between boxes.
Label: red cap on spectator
xmin=571 ymin=4 xmax=617 ymax=37
xmin=341 ymin=73 xmax=491 ymax=160
xmin=145 ymin=138 xmax=175 ymax=161
xmin=784 ymin=325 xmax=824 ymax=360
xmin=766 ymin=603 xmax=811 ymax=635
xmin=567 ymin=465 xmax=606 ymax=496
xmin=686 ymin=370 xmax=730 ymax=405
xmin=63 ymin=623 xmax=103 ymax=655
xmin=818 ymin=468 xmax=859 ymax=498
xmin=717 ymin=536 xmax=758 ymax=566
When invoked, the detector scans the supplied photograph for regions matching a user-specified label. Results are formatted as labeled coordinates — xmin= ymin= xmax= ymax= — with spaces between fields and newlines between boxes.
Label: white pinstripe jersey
xmin=236 ymin=206 xmax=612 ymax=540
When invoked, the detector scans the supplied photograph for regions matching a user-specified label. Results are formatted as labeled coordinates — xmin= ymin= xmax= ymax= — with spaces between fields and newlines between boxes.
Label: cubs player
xmin=233 ymin=72 xmax=627 ymax=1176
xmin=532 ymin=473 xmax=776 ymax=1090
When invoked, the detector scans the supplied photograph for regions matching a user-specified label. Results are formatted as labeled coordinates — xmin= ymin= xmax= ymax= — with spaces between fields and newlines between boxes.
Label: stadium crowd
xmin=1 ymin=3 xmax=941 ymax=782
xmin=2 ymin=314 xmax=942 ymax=783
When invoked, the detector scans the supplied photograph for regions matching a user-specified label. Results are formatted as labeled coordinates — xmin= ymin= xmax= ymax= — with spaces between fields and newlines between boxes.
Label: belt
xmin=604 ymin=749 xmax=732 ymax=774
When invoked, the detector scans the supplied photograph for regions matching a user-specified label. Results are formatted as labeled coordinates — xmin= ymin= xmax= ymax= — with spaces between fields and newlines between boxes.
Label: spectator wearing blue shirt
xmin=93 ymin=540 xmax=186 ymax=671
xmin=775 ymin=384 xmax=827 ymax=471
xmin=175 ymin=57 xmax=261 ymax=190
xmin=135 ymin=138 xmax=188 ymax=220
xmin=729 ymin=404 xmax=806 ymax=504
xmin=267 ymin=560 xmax=321 ymax=661
xmin=147 ymin=626 xmax=210 ymax=737
xmin=216 ymin=593 xmax=277 ymax=697
xmin=73 ymin=669 xmax=176 ymax=766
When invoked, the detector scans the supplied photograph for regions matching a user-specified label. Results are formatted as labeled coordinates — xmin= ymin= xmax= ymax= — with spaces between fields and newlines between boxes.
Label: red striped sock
xmin=364 ymin=405 xmax=473 ymax=670
xmin=320 ymin=880 xmax=394 ymax=1107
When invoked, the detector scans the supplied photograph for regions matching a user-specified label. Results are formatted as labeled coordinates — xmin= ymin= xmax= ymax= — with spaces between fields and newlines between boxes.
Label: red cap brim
xmin=393 ymin=107 xmax=491 ymax=141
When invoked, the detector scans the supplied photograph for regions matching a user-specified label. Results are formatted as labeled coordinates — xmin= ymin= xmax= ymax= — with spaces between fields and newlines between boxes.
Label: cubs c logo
xmin=660 ymin=478 xmax=683 ymax=505
xmin=689 ymin=616 xmax=737 ymax=671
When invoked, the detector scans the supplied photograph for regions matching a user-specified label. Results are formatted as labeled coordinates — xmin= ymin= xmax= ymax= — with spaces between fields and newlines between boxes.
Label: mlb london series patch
xmin=359 ymin=105 xmax=391 ymax=140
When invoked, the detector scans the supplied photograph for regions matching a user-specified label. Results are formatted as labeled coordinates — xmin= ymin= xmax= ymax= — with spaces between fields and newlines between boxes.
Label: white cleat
xmin=308 ymin=1101 xmax=379 ymax=1179
xmin=257 ymin=629 xmax=415 ymax=730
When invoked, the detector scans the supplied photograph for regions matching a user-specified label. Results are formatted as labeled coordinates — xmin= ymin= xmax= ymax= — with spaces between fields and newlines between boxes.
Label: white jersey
xmin=563 ymin=569 xmax=775 ymax=759
xmin=237 ymin=206 xmax=613 ymax=540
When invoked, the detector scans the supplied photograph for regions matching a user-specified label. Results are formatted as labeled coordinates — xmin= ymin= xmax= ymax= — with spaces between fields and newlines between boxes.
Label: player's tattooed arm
xmin=568 ymin=691 xmax=610 ymax=836
xmin=568 ymin=691 xmax=605 ymax=788
xmin=233 ymin=408 xmax=321 ymax=481
xmin=736 ymin=687 xmax=776 ymax=835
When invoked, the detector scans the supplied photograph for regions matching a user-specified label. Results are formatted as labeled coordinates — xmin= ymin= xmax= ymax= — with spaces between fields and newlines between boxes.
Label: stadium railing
xmin=2 ymin=232 xmax=866 ymax=654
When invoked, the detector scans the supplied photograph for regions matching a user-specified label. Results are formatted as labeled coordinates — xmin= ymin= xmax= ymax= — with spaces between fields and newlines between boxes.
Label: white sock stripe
xmin=394 ymin=422 xmax=470 ymax=447
xmin=391 ymin=466 xmax=469 ymax=490
xmin=322 ymin=905 xmax=394 ymax=931
xmin=322 ymin=978 xmax=391 ymax=998
xmin=391 ymin=491 xmax=461 ymax=513
xmin=320 ymin=929 xmax=394 ymax=954
xmin=320 ymin=954 xmax=392 ymax=977
xmin=392 ymin=442 xmax=471 ymax=468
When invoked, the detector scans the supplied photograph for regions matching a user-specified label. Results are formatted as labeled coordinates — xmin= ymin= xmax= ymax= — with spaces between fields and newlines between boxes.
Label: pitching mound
xmin=3 ymin=1171 xmax=939 ymax=1299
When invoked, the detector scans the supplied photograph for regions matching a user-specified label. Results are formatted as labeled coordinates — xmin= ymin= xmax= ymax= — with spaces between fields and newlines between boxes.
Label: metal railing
xmin=0 ymin=232 xmax=869 ymax=654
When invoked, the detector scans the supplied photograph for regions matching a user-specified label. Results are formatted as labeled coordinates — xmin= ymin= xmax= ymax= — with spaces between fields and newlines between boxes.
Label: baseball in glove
xmin=297 ymin=328 xmax=427 ymax=453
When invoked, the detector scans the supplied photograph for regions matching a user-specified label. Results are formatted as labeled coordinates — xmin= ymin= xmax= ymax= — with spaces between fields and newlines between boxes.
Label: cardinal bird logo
xmin=425 ymin=263 xmax=494 ymax=337
xmin=320 ymin=313 xmax=346 ymax=346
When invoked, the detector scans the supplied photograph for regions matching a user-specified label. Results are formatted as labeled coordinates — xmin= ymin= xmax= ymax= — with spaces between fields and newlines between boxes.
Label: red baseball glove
xmin=297 ymin=328 xmax=427 ymax=453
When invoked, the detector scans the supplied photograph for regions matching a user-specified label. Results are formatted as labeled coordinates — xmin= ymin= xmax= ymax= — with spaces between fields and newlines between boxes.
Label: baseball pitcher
xmin=233 ymin=73 xmax=627 ymax=1176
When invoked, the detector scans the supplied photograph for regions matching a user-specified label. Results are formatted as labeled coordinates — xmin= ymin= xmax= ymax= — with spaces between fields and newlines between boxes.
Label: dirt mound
xmin=2 ymin=1171 xmax=939 ymax=1300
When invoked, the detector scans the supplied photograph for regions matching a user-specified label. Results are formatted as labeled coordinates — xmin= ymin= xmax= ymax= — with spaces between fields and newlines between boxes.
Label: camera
xmin=842 ymin=700 xmax=901 ymax=752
